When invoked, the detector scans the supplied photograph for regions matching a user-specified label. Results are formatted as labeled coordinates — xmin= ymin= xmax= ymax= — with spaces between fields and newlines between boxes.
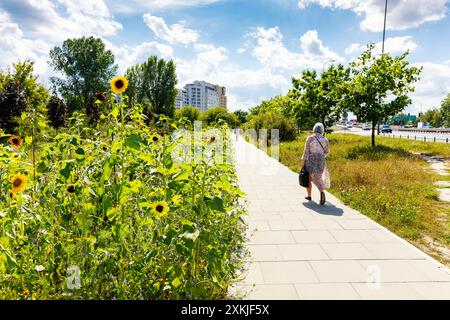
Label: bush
xmin=0 ymin=81 xmax=27 ymax=133
xmin=47 ymin=95 xmax=68 ymax=129
xmin=175 ymin=106 xmax=201 ymax=124
xmin=247 ymin=112 xmax=297 ymax=141
xmin=202 ymin=107 xmax=237 ymax=127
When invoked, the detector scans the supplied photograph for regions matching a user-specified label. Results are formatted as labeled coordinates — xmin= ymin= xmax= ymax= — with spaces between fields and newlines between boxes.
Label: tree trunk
xmin=371 ymin=121 xmax=376 ymax=147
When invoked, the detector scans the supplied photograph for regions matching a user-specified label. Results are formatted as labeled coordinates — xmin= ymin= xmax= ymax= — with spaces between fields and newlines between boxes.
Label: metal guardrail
xmin=396 ymin=127 xmax=450 ymax=133
xmin=381 ymin=133 xmax=450 ymax=143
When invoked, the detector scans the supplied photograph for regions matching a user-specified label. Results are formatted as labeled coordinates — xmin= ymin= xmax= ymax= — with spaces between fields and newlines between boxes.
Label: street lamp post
xmin=378 ymin=0 xmax=388 ymax=135
xmin=382 ymin=0 xmax=388 ymax=54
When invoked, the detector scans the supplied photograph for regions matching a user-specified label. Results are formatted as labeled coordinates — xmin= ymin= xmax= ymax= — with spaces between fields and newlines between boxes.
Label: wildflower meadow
xmin=0 ymin=76 xmax=248 ymax=299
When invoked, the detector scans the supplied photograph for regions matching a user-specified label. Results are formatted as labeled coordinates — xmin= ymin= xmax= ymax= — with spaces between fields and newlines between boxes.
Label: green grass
xmin=271 ymin=133 xmax=450 ymax=265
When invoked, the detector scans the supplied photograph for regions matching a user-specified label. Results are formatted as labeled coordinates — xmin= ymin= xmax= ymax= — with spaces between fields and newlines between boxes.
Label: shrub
xmin=0 ymin=81 xmax=27 ymax=133
xmin=175 ymin=106 xmax=201 ymax=124
xmin=47 ymin=95 xmax=68 ymax=129
xmin=247 ymin=112 xmax=297 ymax=142
xmin=202 ymin=107 xmax=237 ymax=127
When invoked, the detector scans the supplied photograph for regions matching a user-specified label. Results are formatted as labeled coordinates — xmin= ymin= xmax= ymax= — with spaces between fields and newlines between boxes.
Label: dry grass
xmin=272 ymin=133 xmax=450 ymax=265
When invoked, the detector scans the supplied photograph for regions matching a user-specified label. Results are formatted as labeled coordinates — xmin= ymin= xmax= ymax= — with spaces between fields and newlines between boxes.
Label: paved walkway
xmin=232 ymin=135 xmax=450 ymax=300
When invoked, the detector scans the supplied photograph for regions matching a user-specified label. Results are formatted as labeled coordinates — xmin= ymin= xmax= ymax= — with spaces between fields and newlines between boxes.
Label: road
xmin=338 ymin=126 xmax=450 ymax=143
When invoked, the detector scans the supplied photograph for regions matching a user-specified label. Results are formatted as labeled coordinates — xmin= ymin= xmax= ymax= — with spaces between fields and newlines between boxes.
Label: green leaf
xmin=75 ymin=147 xmax=85 ymax=156
xmin=174 ymin=171 xmax=189 ymax=181
xmin=124 ymin=134 xmax=144 ymax=150
xmin=207 ymin=197 xmax=225 ymax=212
xmin=171 ymin=277 xmax=182 ymax=288
xmin=106 ymin=207 xmax=120 ymax=222
xmin=59 ymin=162 xmax=73 ymax=181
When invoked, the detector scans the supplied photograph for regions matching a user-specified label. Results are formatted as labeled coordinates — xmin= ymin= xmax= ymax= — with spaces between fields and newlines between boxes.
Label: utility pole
xmin=382 ymin=0 xmax=388 ymax=54
xmin=378 ymin=0 xmax=388 ymax=135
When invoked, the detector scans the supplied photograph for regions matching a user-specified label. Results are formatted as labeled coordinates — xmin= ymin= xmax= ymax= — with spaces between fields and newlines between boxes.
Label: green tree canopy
xmin=175 ymin=105 xmax=202 ymax=124
xmin=440 ymin=94 xmax=450 ymax=127
xmin=125 ymin=56 xmax=177 ymax=118
xmin=0 ymin=60 xmax=49 ymax=110
xmin=289 ymin=64 xmax=350 ymax=131
xmin=202 ymin=107 xmax=237 ymax=127
xmin=250 ymin=95 xmax=292 ymax=117
xmin=233 ymin=109 xmax=249 ymax=125
xmin=347 ymin=44 xmax=422 ymax=146
xmin=49 ymin=36 xmax=117 ymax=113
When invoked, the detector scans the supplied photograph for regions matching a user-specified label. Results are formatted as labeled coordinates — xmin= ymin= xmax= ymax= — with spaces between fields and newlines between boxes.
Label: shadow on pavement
xmin=302 ymin=201 xmax=344 ymax=216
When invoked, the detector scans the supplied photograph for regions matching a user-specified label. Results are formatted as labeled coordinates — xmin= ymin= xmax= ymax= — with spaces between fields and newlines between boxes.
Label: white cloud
xmin=0 ymin=11 xmax=51 ymax=76
xmin=298 ymin=0 xmax=448 ymax=32
xmin=0 ymin=0 xmax=122 ymax=42
xmin=107 ymin=0 xmax=222 ymax=12
xmin=175 ymin=43 xmax=290 ymax=110
xmin=250 ymin=27 xmax=344 ymax=70
xmin=143 ymin=13 xmax=199 ymax=45
xmin=407 ymin=61 xmax=450 ymax=113
xmin=104 ymin=39 xmax=174 ymax=73
xmin=345 ymin=36 xmax=418 ymax=55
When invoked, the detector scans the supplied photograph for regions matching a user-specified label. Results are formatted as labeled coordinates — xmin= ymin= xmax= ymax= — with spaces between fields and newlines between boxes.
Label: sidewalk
xmin=232 ymin=135 xmax=450 ymax=300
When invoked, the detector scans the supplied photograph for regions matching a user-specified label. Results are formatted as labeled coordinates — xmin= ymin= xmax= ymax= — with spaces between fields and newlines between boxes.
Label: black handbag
xmin=299 ymin=166 xmax=309 ymax=187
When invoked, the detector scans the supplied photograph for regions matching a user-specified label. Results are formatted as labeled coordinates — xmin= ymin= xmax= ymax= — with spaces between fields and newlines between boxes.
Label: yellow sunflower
xmin=110 ymin=76 xmax=128 ymax=95
xmin=151 ymin=201 xmax=169 ymax=218
xmin=11 ymin=173 xmax=27 ymax=194
xmin=7 ymin=136 xmax=23 ymax=148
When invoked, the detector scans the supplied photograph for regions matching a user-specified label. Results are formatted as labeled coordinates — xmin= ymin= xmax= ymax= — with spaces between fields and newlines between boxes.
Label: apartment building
xmin=176 ymin=81 xmax=227 ymax=111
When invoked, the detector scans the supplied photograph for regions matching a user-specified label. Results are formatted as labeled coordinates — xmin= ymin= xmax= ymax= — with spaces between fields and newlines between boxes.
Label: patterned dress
xmin=301 ymin=133 xmax=330 ymax=191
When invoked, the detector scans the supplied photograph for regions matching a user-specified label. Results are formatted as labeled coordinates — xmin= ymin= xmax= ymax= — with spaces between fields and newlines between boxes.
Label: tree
xmin=247 ymin=112 xmax=296 ymax=142
xmin=0 ymin=81 xmax=27 ymax=133
xmin=175 ymin=105 xmax=202 ymax=124
xmin=49 ymin=36 xmax=117 ymax=113
xmin=0 ymin=60 xmax=49 ymax=110
xmin=233 ymin=110 xmax=249 ymax=125
xmin=289 ymin=64 xmax=350 ymax=132
xmin=47 ymin=95 xmax=68 ymax=129
xmin=202 ymin=107 xmax=237 ymax=127
xmin=347 ymin=44 xmax=422 ymax=146
xmin=249 ymin=95 xmax=292 ymax=117
xmin=440 ymin=94 xmax=450 ymax=127
xmin=125 ymin=56 xmax=177 ymax=118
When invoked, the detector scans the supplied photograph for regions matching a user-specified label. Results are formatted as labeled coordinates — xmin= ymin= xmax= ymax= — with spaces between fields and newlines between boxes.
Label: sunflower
xmin=110 ymin=76 xmax=128 ymax=95
xmin=151 ymin=135 xmax=160 ymax=143
xmin=151 ymin=201 xmax=169 ymax=218
xmin=21 ymin=290 xmax=29 ymax=298
xmin=7 ymin=136 xmax=23 ymax=148
xmin=11 ymin=173 xmax=27 ymax=194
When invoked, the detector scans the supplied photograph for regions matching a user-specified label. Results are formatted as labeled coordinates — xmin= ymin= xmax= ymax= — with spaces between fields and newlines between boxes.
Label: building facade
xmin=176 ymin=81 xmax=227 ymax=112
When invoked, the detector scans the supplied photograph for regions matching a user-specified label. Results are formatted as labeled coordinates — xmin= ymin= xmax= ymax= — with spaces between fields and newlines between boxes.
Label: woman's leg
xmin=307 ymin=181 xmax=312 ymax=198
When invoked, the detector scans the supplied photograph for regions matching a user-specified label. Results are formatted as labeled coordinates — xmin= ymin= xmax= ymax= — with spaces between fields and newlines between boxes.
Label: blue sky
xmin=1 ymin=0 xmax=449 ymax=114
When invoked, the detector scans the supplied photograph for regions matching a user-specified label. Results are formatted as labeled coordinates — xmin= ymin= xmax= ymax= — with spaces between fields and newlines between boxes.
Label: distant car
xmin=381 ymin=125 xmax=392 ymax=133
xmin=346 ymin=124 xmax=353 ymax=129
xmin=362 ymin=124 xmax=370 ymax=130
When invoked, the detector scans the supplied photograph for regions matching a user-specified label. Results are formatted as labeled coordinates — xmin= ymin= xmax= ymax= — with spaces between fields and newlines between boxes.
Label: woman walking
xmin=301 ymin=123 xmax=330 ymax=205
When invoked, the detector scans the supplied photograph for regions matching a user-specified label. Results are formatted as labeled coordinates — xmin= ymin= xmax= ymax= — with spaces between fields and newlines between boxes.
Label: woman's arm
xmin=301 ymin=137 xmax=310 ymax=165
xmin=324 ymin=138 xmax=330 ymax=157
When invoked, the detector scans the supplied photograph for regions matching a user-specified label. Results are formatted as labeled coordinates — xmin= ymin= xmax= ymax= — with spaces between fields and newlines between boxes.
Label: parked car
xmin=346 ymin=124 xmax=353 ymax=129
xmin=381 ymin=125 xmax=392 ymax=133
xmin=362 ymin=124 xmax=370 ymax=130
